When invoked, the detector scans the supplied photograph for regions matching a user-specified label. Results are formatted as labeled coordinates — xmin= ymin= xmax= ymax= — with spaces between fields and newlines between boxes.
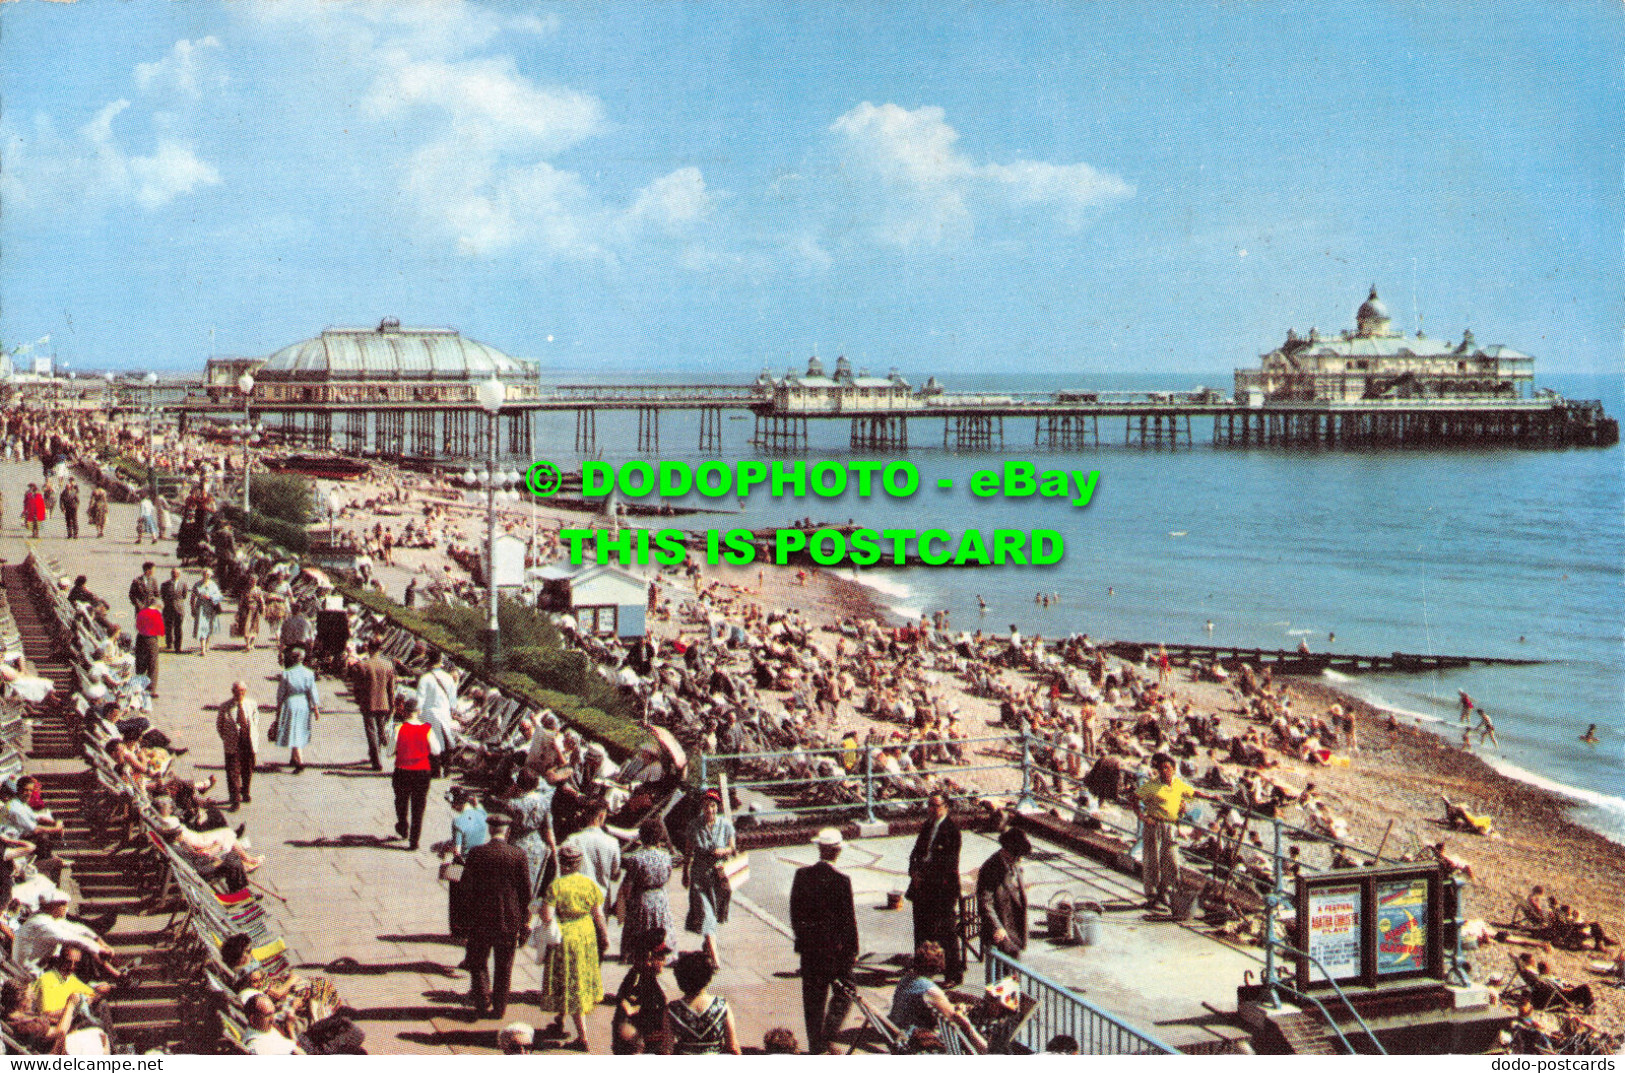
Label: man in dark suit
xmin=460 ymin=813 xmax=533 ymax=1019
xmin=907 ymin=791 xmax=964 ymax=985
xmin=128 ymin=562 xmax=161 ymax=629
xmin=159 ymin=568 xmax=189 ymax=653
xmin=789 ymin=827 xmax=859 ymax=1054
xmin=977 ymin=828 xmax=1031 ymax=957
xmin=349 ymin=636 xmax=397 ymax=771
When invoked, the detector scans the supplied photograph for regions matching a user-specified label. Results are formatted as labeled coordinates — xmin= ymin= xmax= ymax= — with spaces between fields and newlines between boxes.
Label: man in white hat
xmin=788 ymin=827 xmax=859 ymax=1053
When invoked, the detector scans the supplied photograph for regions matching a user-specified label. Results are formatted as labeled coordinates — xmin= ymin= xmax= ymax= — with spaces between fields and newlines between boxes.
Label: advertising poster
xmin=1305 ymin=885 xmax=1362 ymax=982
xmin=1376 ymin=878 xmax=1431 ymax=976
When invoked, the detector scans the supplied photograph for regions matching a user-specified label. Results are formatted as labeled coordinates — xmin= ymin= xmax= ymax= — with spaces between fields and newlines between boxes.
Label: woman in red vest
xmin=392 ymin=705 xmax=435 ymax=851
xmin=22 ymin=484 xmax=46 ymax=540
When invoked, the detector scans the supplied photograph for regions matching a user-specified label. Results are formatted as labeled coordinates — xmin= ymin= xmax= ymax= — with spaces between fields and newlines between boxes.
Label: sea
xmin=515 ymin=369 xmax=1625 ymax=845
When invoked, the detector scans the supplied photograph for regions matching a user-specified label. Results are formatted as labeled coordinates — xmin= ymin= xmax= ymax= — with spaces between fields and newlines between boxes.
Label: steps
xmin=1273 ymin=1011 xmax=1343 ymax=1055
xmin=4 ymin=564 xmax=188 ymax=1053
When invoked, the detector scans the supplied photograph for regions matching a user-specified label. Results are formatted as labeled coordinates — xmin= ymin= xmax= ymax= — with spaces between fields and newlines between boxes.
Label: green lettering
xmin=560 ymin=529 xmax=591 ymax=565
xmin=848 ymin=528 xmax=881 ymax=566
xmin=992 ymin=529 xmax=1027 ymax=565
xmin=952 ymin=529 xmax=990 ymax=566
xmin=809 ymin=530 xmax=846 ymax=565
xmin=736 ymin=461 xmax=767 ymax=498
xmin=970 ymin=469 xmax=998 ymax=497
xmin=723 ymin=528 xmax=756 ymax=565
xmin=581 ymin=462 xmax=613 ymax=497
xmin=919 ymin=530 xmax=952 ymax=565
xmin=775 ymin=528 xmax=807 ymax=563
xmin=658 ymin=461 xmax=692 ymax=497
xmin=1031 ymin=530 xmax=1065 ymax=564
xmin=695 ymin=462 xmax=732 ymax=497
xmin=881 ymin=529 xmax=915 ymax=565
xmin=810 ymin=462 xmax=847 ymax=498
xmin=1003 ymin=461 xmax=1036 ymax=497
xmin=621 ymin=460 xmax=655 ymax=498
xmin=1039 ymin=471 xmax=1068 ymax=498
xmin=1071 ymin=470 xmax=1100 ymax=507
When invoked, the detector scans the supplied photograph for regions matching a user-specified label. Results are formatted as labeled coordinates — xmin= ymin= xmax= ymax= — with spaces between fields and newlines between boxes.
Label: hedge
xmin=221 ymin=504 xmax=309 ymax=553
xmin=335 ymin=580 xmax=648 ymax=758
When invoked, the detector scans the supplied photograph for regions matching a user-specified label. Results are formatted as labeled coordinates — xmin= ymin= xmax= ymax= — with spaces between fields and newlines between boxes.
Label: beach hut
xmin=538 ymin=563 xmax=649 ymax=639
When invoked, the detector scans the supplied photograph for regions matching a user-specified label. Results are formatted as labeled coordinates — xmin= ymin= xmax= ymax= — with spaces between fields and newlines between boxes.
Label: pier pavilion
xmin=198 ymin=320 xmax=540 ymax=458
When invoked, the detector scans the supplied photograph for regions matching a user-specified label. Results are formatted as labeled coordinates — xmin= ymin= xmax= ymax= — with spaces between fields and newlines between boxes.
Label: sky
xmin=1 ymin=0 xmax=1620 ymax=380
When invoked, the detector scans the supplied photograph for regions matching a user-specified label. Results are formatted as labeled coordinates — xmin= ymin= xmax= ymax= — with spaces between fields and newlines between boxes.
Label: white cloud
xmin=134 ymin=37 xmax=226 ymax=99
xmin=827 ymin=102 xmax=1133 ymax=248
xmin=622 ymin=168 xmax=713 ymax=235
xmin=2 ymin=95 xmax=219 ymax=214
xmin=129 ymin=140 xmax=222 ymax=209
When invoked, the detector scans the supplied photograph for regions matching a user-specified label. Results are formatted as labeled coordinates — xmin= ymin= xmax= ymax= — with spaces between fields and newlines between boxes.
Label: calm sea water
xmin=520 ymin=371 xmax=1624 ymax=843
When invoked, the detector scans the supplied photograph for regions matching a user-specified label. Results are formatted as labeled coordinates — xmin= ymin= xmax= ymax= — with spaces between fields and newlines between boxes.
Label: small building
xmin=537 ymin=564 xmax=649 ymax=639
xmin=760 ymin=355 xmax=919 ymax=412
xmin=1235 ymin=288 xmax=1535 ymax=403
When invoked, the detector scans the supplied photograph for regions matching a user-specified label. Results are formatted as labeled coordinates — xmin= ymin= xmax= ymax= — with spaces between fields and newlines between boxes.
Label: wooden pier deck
xmin=1099 ymin=640 xmax=1545 ymax=677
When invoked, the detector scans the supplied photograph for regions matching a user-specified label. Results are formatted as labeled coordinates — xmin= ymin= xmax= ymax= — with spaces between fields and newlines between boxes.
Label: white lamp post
xmin=143 ymin=372 xmax=160 ymax=509
xmin=237 ymin=372 xmax=256 ymax=512
xmin=474 ymin=376 xmax=507 ymax=672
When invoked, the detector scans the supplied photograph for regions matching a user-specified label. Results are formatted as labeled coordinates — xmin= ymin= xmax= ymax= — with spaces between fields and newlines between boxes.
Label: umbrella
xmin=646 ymin=725 xmax=687 ymax=773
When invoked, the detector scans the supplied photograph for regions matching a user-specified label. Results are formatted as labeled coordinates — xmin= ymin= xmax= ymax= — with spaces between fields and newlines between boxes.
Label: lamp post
xmin=473 ymin=376 xmax=509 ymax=673
xmin=143 ymin=372 xmax=159 ymax=509
xmin=237 ymin=373 xmax=256 ymax=512
xmin=103 ymin=371 xmax=114 ymax=409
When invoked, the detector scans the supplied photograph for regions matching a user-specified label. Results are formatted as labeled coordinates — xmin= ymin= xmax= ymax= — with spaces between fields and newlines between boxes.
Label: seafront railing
xmin=982 ymin=947 xmax=1179 ymax=1055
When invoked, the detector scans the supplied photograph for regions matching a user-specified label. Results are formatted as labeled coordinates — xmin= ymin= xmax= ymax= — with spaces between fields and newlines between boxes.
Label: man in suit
xmin=348 ymin=637 xmax=397 ymax=771
xmin=460 ymin=813 xmax=533 ymax=1019
xmin=907 ymin=791 xmax=964 ymax=985
xmin=788 ymin=827 xmax=859 ymax=1054
xmin=977 ymin=828 xmax=1031 ymax=957
xmin=128 ymin=562 xmax=161 ymax=629
xmin=159 ymin=568 xmax=189 ymax=654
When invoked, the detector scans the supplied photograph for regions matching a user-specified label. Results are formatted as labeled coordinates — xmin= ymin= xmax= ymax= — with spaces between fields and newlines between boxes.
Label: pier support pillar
xmin=636 ymin=407 xmax=660 ymax=453
xmin=574 ymin=408 xmax=597 ymax=454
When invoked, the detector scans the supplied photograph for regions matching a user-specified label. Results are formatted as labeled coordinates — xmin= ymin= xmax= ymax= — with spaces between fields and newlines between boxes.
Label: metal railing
xmin=1263 ymin=940 xmax=1388 ymax=1055
xmin=984 ymin=947 xmax=1178 ymax=1055
xmin=696 ymin=732 xmax=1026 ymax=824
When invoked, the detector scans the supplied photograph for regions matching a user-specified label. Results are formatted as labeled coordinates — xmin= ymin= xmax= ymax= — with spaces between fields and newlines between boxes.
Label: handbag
xmin=438 ymin=862 xmax=464 ymax=884
xmin=267 ymin=717 xmax=280 ymax=742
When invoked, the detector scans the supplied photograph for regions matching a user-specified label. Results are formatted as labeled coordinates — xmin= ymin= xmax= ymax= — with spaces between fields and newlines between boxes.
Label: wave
xmin=1331 ymin=679 xmax=1625 ymax=846
xmin=848 ymin=570 xmax=923 ymax=620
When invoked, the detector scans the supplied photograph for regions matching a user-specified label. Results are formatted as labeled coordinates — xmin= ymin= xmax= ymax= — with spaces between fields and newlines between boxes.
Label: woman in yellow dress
xmin=538 ymin=843 xmax=607 ymax=1051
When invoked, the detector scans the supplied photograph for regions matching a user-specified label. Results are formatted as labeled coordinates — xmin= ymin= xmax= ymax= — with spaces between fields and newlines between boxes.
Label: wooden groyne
xmin=1101 ymin=641 xmax=1545 ymax=676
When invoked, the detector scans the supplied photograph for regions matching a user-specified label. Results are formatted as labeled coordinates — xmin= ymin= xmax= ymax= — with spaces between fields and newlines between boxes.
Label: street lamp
xmin=474 ymin=376 xmax=508 ymax=673
xmin=237 ymin=373 xmax=256 ymax=512
xmin=143 ymin=372 xmax=160 ymax=511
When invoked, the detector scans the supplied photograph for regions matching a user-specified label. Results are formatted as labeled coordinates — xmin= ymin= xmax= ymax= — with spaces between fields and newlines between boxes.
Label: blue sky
xmin=2 ymin=0 xmax=1620 ymax=379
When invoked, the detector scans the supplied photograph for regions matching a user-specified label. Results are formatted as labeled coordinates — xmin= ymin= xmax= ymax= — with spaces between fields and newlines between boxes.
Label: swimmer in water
xmin=1475 ymin=709 xmax=1498 ymax=748
xmin=1205 ymin=620 xmax=1214 ymax=633
xmin=977 ymin=595 xmax=987 ymax=614
xmin=1328 ymin=631 xmax=1336 ymax=644
xmin=1107 ymin=587 xmax=1114 ymax=596
xmin=1581 ymin=724 xmax=1600 ymax=745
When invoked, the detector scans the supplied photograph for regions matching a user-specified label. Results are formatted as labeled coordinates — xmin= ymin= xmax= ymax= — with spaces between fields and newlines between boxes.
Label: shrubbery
xmin=250 ymin=473 xmax=314 ymax=525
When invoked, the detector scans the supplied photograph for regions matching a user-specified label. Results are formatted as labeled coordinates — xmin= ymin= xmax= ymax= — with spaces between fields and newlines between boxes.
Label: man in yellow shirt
xmin=30 ymin=946 xmax=111 ymax=1018
xmin=1133 ymin=753 xmax=1195 ymax=910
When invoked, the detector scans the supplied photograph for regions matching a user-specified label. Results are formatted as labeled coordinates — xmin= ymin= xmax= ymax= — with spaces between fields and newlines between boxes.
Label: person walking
xmin=460 ymin=814 xmax=532 ymax=1021
xmin=135 ymin=494 xmax=158 ymax=545
xmin=190 ymin=568 xmax=224 ymax=656
xmin=906 ymin=791 xmax=964 ymax=986
xmin=788 ymin=828 xmax=859 ymax=1054
xmin=22 ymin=484 xmax=46 ymax=540
xmin=127 ymin=563 xmax=161 ymax=630
xmin=976 ymin=829 xmax=1031 ymax=957
xmin=134 ymin=600 xmax=165 ymax=698
xmin=40 ymin=480 xmax=55 ymax=520
xmin=618 ymin=818 xmax=674 ymax=963
xmin=506 ymin=770 xmax=555 ymax=899
xmin=86 ymin=488 xmax=107 ymax=539
xmin=349 ymin=637 xmax=396 ymax=771
xmin=391 ymin=705 xmax=433 ymax=850
xmin=277 ymin=600 xmax=314 ymax=666
xmin=447 ymin=788 xmax=488 ymax=941
xmin=234 ymin=577 xmax=266 ymax=652
xmin=562 ymin=800 xmax=621 ymax=899
xmin=160 ymin=568 xmax=189 ymax=654
xmin=215 ymin=681 xmax=259 ymax=811
xmin=414 ymin=652 xmax=458 ymax=778
xmin=58 ymin=480 xmax=79 ymax=539
xmin=682 ymin=791 xmax=736 ymax=970
xmin=273 ymin=647 xmax=319 ymax=774
xmin=538 ymin=843 xmax=608 ymax=1051
xmin=1132 ymin=752 xmax=1195 ymax=910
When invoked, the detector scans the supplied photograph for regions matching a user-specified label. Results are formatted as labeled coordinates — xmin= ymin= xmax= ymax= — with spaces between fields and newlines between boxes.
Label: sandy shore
xmin=322 ymin=463 xmax=1623 ymax=1031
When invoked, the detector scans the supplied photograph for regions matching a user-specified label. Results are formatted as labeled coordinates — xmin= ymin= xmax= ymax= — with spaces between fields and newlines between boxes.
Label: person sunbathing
xmin=1441 ymin=795 xmax=1495 ymax=836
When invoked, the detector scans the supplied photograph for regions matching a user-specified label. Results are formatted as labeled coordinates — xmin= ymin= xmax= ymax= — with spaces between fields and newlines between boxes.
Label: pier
xmin=173 ymin=384 xmax=1618 ymax=461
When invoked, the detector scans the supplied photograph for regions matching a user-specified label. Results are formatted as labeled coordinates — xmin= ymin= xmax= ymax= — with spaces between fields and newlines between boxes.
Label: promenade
xmin=0 ymin=456 xmax=1264 ymax=1054
xmin=0 ymin=457 xmax=831 ymax=1055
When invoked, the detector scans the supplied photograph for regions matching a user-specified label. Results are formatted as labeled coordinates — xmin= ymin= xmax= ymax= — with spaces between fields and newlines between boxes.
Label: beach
xmin=331 ymin=459 xmax=1625 ymax=1032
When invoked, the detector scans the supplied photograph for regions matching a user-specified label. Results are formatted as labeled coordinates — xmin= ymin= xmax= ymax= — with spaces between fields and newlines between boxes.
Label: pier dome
xmin=258 ymin=319 xmax=535 ymax=382
xmin=1355 ymin=287 xmax=1395 ymax=338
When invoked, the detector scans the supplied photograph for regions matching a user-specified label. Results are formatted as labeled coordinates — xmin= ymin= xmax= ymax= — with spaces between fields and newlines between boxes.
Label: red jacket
xmin=23 ymin=493 xmax=45 ymax=523
xmin=136 ymin=606 xmax=165 ymax=638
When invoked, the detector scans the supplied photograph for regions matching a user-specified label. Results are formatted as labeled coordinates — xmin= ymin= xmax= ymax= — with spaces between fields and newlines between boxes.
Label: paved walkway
xmin=2 ymin=457 xmax=1258 ymax=1054
xmin=0 ymin=459 xmax=876 ymax=1054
